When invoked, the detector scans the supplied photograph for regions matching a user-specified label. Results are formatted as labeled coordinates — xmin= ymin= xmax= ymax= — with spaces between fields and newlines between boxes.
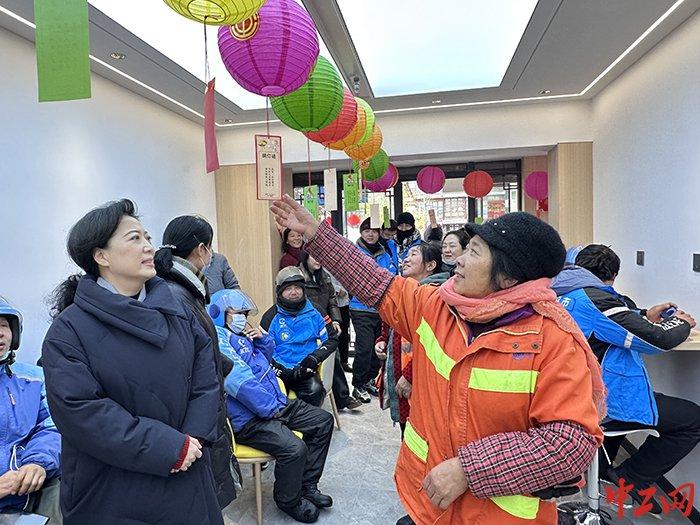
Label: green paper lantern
xmin=354 ymin=149 xmax=389 ymax=182
xmin=355 ymin=98 xmax=375 ymax=145
xmin=271 ymin=56 xmax=344 ymax=132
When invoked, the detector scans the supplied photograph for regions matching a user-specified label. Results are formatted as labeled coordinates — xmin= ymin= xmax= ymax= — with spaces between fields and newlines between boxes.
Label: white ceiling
xmin=1 ymin=0 xmax=699 ymax=126
xmin=335 ymin=0 xmax=539 ymax=97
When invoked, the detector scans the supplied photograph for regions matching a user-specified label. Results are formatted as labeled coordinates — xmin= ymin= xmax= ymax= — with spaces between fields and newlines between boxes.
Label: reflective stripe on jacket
xmin=379 ymin=277 xmax=602 ymax=525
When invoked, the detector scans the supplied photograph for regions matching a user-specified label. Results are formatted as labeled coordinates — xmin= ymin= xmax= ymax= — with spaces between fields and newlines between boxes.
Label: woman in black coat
xmin=154 ymin=215 xmax=238 ymax=509
xmin=42 ymin=199 xmax=223 ymax=525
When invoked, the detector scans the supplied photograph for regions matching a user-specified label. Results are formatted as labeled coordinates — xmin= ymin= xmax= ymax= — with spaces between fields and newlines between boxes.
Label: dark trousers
xmin=337 ymin=305 xmax=351 ymax=364
xmin=236 ymin=399 xmax=334 ymax=508
xmin=602 ymin=392 xmax=700 ymax=484
xmin=349 ymin=310 xmax=382 ymax=388
xmin=285 ymin=374 xmax=326 ymax=407
xmin=332 ymin=351 xmax=355 ymax=409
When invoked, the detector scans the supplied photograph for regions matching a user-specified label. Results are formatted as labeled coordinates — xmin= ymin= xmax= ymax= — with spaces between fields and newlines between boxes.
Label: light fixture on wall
xmin=224 ymin=118 xmax=234 ymax=123
xmin=110 ymin=52 xmax=126 ymax=60
xmin=431 ymin=99 xmax=442 ymax=104
xmin=539 ymin=89 xmax=551 ymax=94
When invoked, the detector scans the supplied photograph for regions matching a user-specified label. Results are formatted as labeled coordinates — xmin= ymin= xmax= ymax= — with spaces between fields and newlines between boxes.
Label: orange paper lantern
xmin=344 ymin=125 xmax=383 ymax=161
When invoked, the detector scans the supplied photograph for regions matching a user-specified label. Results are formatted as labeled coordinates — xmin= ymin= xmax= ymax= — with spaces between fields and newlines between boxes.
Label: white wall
xmin=218 ymin=99 xmax=593 ymax=165
xmin=592 ymin=9 xmax=700 ymax=314
xmin=0 ymin=28 xmax=217 ymax=364
xmin=592 ymin=9 xmax=700 ymax=490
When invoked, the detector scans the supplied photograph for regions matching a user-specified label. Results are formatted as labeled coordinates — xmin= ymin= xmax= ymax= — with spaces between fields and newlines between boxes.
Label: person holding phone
xmin=553 ymin=244 xmax=700 ymax=514
xmin=208 ymin=289 xmax=334 ymax=523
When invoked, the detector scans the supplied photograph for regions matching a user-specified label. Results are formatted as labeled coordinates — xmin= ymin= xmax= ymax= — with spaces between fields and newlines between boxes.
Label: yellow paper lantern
xmin=344 ymin=125 xmax=383 ymax=161
xmin=328 ymin=102 xmax=366 ymax=151
xmin=163 ymin=0 xmax=267 ymax=25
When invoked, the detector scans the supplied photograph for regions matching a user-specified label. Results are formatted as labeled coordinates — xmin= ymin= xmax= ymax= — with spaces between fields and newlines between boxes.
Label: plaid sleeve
xmin=305 ymin=221 xmax=394 ymax=309
xmin=458 ymin=421 xmax=597 ymax=499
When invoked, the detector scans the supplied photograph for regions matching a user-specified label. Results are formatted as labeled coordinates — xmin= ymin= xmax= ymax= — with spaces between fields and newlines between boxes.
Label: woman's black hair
xmin=575 ymin=244 xmax=620 ymax=282
xmin=442 ymin=229 xmax=470 ymax=250
xmin=154 ymin=215 xmax=214 ymax=275
xmin=50 ymin=199 xmax=138 ymax=317
xmin=414 ymin=243 xmax=443 ymax=276
xmin=489 ymin=244 xmax=528 ymax=291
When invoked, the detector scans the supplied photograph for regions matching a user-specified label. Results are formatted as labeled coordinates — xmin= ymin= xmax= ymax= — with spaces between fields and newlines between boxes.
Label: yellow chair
xmin=319 ymin=352 xmax=341 ymax=429
xmin=233 ymin=377 xmax=302 ymax=525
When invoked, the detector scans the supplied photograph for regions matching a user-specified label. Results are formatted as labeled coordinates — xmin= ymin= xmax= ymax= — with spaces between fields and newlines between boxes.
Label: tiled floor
xmin=223 ymin=374 xmax=694 ymax=525
xmin=223 ymin=389 xmax=405 ymax=525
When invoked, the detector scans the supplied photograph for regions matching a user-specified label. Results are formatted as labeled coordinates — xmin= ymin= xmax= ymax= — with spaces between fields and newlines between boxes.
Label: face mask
xmin=200 ymin=245 xmax=213 ymax=272
xmin=227 ymin=314 xmax=247 ymax=334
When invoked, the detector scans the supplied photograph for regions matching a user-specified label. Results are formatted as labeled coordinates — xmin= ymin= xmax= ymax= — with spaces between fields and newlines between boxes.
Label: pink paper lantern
xmin=363 ymin=164 xmax=398 ymax=192
xmin=417 ymin=166 xmax=445 ymax=194
xmin=389 ymin=164 xmax=400 ymax=188
xmin=217 ymin=0 xmax=319 ymax=97
xmin=304 ymin=89 xmax=358 ymax=146
xmin=463 ymin=170 xmax=493 ymax=198
xmin=525 ymin=171 xmax=548 ymax=201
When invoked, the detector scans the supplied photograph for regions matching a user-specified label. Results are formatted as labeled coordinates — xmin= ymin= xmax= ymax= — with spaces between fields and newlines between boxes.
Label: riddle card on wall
xmin=255 ymin=135 xmax=283 ymax=200
xmin=323 ymin=169 xmax=338 ymax=211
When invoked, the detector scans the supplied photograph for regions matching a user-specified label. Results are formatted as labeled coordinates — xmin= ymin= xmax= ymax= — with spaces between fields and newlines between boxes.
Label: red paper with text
xmin=205 ymin=78 xmax=220 ymax=173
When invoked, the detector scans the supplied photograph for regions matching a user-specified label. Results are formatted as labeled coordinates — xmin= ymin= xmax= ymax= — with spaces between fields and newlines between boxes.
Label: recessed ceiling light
xmin=110 ymin=52 xmax=126 ymax=60
xmin=432 ymin=100 xmax=442 ymax=104
xmin=539 ymin=89 xmax=551 ymax=94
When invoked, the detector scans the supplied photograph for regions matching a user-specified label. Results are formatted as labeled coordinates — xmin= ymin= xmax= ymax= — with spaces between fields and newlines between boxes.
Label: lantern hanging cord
xmin=203 ymin=17 xmax=211 ymax=82
xmin=307 ymin=137 xmax=312 ymax=187
xmin=266 ymin=99 xmax=271 ymax=138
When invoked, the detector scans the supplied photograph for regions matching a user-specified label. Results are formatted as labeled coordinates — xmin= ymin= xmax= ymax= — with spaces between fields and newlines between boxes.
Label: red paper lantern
xmin=525 ymin=171 xmax=548 ymax=201
xmin=416 ymin=166 xmax=445 ymax=194
xmin=463 ymin=170 xmax=493 ymax=198
xmin=347 ymin=213 xmax=361 ymax=227
xmin=303 ymin=89 xmax=358 ymax=146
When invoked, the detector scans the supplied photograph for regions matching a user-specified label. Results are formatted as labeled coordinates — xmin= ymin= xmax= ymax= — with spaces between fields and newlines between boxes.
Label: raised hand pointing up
xmin=271 ymin=194 xmax=321 ymax=240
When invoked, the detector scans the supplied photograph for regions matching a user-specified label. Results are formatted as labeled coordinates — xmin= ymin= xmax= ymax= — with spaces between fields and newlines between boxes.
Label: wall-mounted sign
xmin=255 ymin=135 xmax=283 ymax=200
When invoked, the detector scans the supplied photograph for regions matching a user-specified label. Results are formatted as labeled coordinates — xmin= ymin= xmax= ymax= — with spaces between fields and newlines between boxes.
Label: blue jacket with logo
xmin=0 ymin=362 xmax=61 ymax=512
xmin=350 ymin=241 xmax=398 ymax=313
xmin=215 ymin=327 xmax=287 ymax=432
xmin=552 ymin=266 xmax=691 ymax=425
xmin=261 ymin=301 xmax=329 ymax=369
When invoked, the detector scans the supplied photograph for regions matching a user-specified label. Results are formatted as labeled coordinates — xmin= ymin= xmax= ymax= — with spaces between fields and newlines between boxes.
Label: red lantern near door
xmin=463 ymin=170 xmax=493 ymax=198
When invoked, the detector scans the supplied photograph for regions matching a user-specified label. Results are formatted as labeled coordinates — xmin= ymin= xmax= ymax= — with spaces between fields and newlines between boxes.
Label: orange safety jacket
xmin=379 ymin=277 xmax=603 ymax=525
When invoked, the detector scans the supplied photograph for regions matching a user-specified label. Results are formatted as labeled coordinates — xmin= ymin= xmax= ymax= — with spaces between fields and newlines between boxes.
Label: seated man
xmin=208 ymin=289 xmax=334 ymax=524
xmin=0 ymin=298 xmax=61 ymax=523
xmin=260 ymin=267 xmax=338 ymax=407
xmin=552 ymin=245 xmax=700 ymax=513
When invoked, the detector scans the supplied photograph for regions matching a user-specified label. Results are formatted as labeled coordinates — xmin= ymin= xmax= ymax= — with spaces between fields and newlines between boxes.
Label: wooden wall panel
xmin=214 ymin=164 xmax=293 ymax=323
xmin=547 ymin=142 xmax=593 ymax=247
